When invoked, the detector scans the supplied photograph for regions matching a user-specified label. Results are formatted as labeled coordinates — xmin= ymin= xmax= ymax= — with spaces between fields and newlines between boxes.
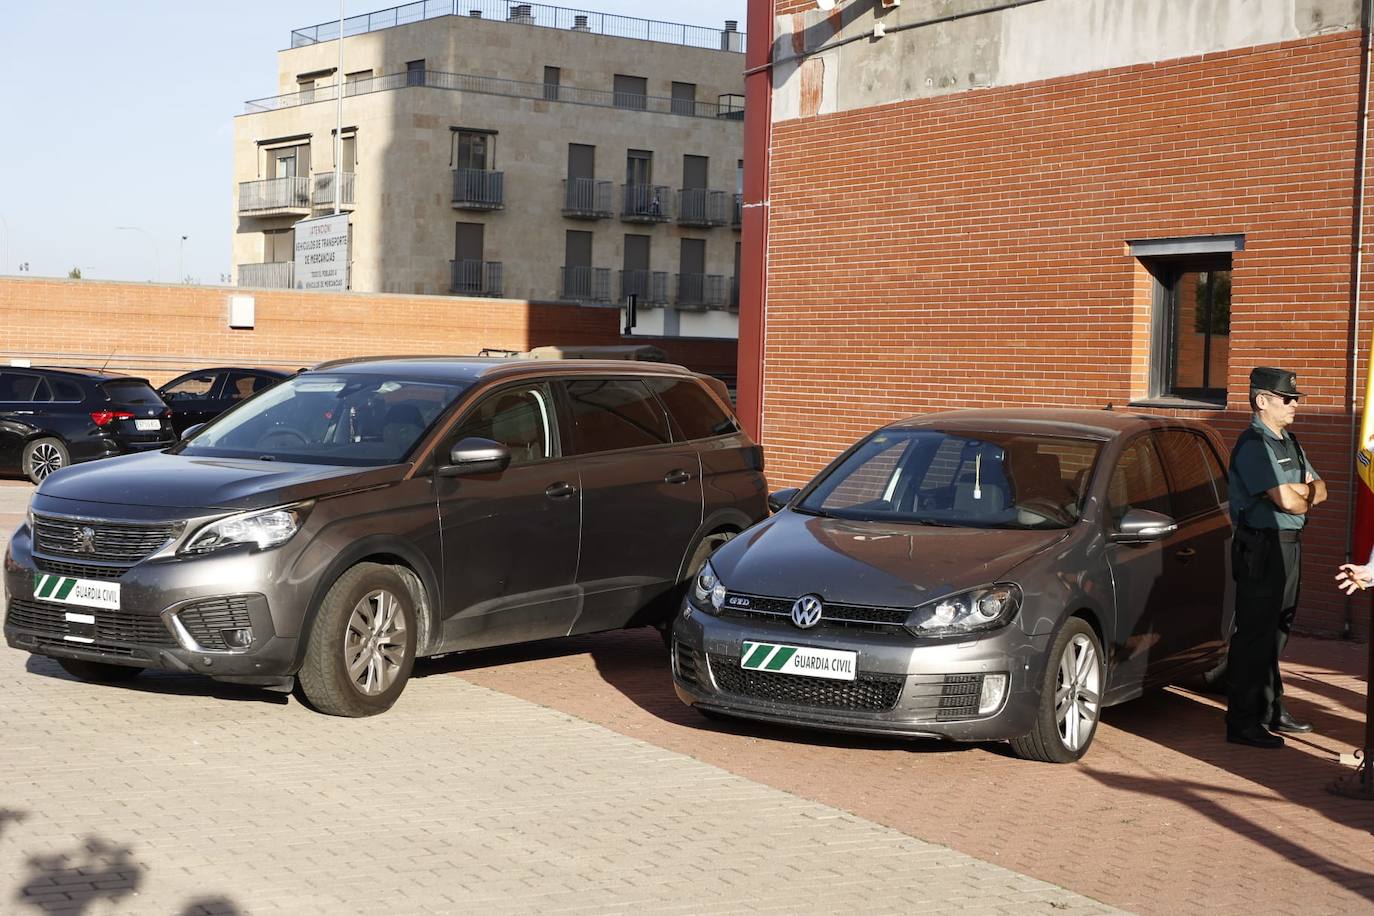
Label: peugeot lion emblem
xmin=791 ymin=594 xmax=824 ymax=629
xmin=77 ymin=526 xmax=97 ymax=554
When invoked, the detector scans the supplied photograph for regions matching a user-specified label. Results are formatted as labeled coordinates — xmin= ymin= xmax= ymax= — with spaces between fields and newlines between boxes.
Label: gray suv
xmin=4 ymin=357 xmax=766 ymax=716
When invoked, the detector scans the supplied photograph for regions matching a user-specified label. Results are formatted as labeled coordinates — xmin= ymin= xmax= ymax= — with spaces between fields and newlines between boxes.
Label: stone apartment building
xmin=739 ymin=0 xmax=1373 ymax=636
xmin=232 ymin=1 xmax=746 ymax=338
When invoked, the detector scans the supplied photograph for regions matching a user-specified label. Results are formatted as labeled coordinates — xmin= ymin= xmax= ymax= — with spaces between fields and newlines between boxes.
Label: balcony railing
xmin=619 ymin=269 xmax=669 ymax=306
xmin=238 ymin=176 xmax=311 ymax=216
xmin=453 ymin=169 xmax=504 ymax=210
xmin=562 ymin=178 xmax=613 ymax=219
xmin=676 ymin=273 xmax=727 ymax=310
xmin=676 ymin=188 xmax=730 ymax=228
xmin=450 ymin=259 xmax=504 ymax=297
xmin=560 ymin=266 xmax=612 ymax=303
xmin=732 ymin=192 xmax=743 ymax=229
xmin=312 ymin=171 xmax=356 ymax=210
xmin=238 ymin=262 xmax=295 ymax=289
xmin=245 ymin=68 xmax=745 ymax=121
xmin=621 ymin=184 xmax=672 ymax=223
xmin=289 ymin=1 xmax=746 ymax=54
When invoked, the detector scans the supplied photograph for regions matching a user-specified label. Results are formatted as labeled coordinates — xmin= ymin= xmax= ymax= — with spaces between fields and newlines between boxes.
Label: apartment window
xmin=266 ymin=143 xmax=309 ymax=179
xmin=454 ymin=131 xmax=493 ymax=170
xmin=626 ymin=149 xmax=652 ymax=186
xmin=265 ymin=229 xmax=294 ymax=263
xmin=339 ymin=133 xmax=356 ymax=172
xmin=345 ymin=69 xmax=373 ymax=97
xmin=671 ymin=81 xmax=697 ymax=116
xmin=613 ymin=74 xmax=648 ymax=110
xmin=406 ymin=59 xmax=425 ymax=87
xmin=297 ymin=79 xmax=316 ymax=103
xmin=544 ymin=66 xmax=561 ymax=101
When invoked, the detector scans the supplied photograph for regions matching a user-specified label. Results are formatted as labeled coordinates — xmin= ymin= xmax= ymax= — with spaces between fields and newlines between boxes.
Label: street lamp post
xmin=179 ymin=235 xmax=188 ymax=284
xmin=115 ymin=226 xmax=160 ymax=282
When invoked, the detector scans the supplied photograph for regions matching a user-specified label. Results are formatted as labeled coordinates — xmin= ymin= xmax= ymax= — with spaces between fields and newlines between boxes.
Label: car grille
xmin=719 ymin=593 xmax=910 ymax=633
xmin=31 ymin=636 xmax=138 ymax=658
xmin=33 ymin=514 xmax=180 ymax=564
xmin=33 ymin=558 xmax=128 ymax=581
xmin=175 ymin=597 xmax=252 ymax=651
xmin=5 ymin=598 xmax=177 ymax=648
xmin=707 ymin=652 xmax=904 ymax=712
xmin=907 ymin=674 xmax=992 ymax=722
xmin=675 ymin=641 xmax=705 ymax=689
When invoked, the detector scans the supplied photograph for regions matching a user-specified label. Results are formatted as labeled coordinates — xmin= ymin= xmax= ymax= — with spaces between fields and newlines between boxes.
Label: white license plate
xmin=34 ymin=574 xmax=121 ymax=611
xmin=740 ymin=641 xmax=857 ymax=681
xmin=134 ymin=419 xmax=162 ymax=431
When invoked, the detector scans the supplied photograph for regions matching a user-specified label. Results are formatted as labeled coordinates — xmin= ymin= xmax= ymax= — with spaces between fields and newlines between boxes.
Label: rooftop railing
xmin=289 ymin=1 xmax=745 ymax=54
xmin=245 ymin=68 xmax=745 ymax=120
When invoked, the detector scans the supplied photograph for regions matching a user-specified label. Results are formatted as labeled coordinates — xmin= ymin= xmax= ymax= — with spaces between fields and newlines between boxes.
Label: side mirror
xmin=767 ymin=487 xmax=801 ymax=513
xmin=1111 ymin=508 xmax=1178 ymax=544
xmin=181 ymin=423 xmax=206 ymax=440
xmin=438 ymin=437 xmax=511 ymax=478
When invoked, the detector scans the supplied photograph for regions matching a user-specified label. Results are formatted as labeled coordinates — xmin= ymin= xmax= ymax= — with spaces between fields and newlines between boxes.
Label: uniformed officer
xmin=1225 ymin=367 xmax=1327 ymax=748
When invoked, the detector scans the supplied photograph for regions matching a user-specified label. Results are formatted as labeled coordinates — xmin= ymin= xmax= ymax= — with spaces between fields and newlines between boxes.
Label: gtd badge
xmin=791 ymin=594 xmax=824 ymax=629
xmin=726 ymin=595 xmax=752 ymax=608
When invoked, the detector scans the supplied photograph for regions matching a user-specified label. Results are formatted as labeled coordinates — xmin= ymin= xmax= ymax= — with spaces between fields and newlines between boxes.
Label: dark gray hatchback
xmin=4 ymin=357 xmax=766 ymax=715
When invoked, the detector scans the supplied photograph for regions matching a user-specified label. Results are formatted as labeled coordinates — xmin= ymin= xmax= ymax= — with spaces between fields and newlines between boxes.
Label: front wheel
xmin=1010 ymin=618 xmax=1104 ymax=763
xmin=23 ymin=438 xmax=70 ymax=484
xmin=297 ymin=563 xmax=418 ymax=717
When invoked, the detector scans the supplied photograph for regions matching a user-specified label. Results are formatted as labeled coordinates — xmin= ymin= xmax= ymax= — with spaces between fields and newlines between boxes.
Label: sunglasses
xmin=1265 ymin=391 xmax=1299 ymax=406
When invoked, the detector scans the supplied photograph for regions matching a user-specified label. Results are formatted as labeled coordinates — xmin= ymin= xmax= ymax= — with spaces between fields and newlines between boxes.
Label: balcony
xmin=449 ymin=259 xmax=504 ymax=297
xmin=562 ymin=178 xmax=613 ymax=219
xmin=452 ymin=169 xmax=504 ymax=210
xmin=238 ymin=262 xmax=295 ymax=289
xmin=732 ymin=193 xmax=743 ymax=230
xmin=312 ymin=171 xmax=356 ymax=210
xmin=621 ymin=184 xmax=672 ymax=223
xmin=619 ymin=269 xmax=669 ymax=306
xmin=676 ymin=273 xmax=727 ymax=311
xmin=238 ymin=176 xmax=311 ymax=217
xmin=560 ymin=266 xmax=612 ymax=303
xmin=676 ymin=189 xmax=730 ymax=228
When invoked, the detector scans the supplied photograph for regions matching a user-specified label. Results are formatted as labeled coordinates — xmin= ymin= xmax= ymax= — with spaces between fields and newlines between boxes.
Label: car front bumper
xmin=671 ymin=602 xmax=1052 ymax=742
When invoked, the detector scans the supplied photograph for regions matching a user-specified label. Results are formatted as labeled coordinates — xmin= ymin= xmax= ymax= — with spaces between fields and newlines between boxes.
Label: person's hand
xmin=1336 ymin=563 xmax=1374 ymax=595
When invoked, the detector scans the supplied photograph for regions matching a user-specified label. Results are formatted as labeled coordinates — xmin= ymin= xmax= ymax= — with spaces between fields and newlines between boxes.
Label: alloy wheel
xmin=1054 ymin=633 xmax=1102 ymax=752
xmin=30 ymin=443 xmax=64 ymax=480
xmin=343 ymin=588 xmax=408 ymax=696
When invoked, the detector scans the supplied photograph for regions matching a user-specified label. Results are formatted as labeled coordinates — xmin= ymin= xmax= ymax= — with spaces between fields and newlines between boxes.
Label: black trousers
xmin=1225 ymin=531 xmax=1301 ymax=730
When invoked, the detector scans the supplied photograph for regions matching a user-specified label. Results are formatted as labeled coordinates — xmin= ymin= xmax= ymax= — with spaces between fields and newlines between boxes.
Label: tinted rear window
xmin=563 ymin=378 xmax=671 ymax=454
xmin=101 ymin=380 xmax=164 ymax=406
xmin=1155 ymin=429 xmax=1222 ymax=520
xmin=0 ymin=373 xmax=44 ymax=401
xmin=51 ymin=379 xmax=85 ymax=402
xmin=645 ymin=377 xmax=739 ymax=441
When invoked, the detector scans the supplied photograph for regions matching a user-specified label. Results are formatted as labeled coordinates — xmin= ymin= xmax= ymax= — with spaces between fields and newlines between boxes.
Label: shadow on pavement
xmin=17 ymin=836 xmax=144 ymax=914
xmin=22 ymin=656 xmax=289 ymax=708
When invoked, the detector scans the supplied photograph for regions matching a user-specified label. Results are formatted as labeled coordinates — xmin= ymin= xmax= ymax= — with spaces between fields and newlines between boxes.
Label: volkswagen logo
xmin=77 ymin=526 xmax=97 ymax=554
xmin=790 ymin=594 xmax=824 ymax=629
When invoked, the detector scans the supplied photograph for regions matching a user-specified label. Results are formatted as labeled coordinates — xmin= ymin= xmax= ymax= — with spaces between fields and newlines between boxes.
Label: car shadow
xmin=22 ymin=656 xmax=289 ymax=707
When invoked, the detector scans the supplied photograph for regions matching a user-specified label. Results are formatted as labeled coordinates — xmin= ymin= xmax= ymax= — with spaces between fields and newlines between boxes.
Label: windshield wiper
xmin=790 ymin=505 xmax=833 ymax=519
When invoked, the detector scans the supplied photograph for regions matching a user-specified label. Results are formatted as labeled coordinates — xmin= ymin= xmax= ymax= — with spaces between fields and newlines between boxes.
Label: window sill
xmin=1128 ymin=397 xmax=1228 ymax=412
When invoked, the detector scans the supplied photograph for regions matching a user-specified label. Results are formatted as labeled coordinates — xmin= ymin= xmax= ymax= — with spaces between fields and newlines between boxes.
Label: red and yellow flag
xmin=1355 ymin=354 xmax=1374 ymax=564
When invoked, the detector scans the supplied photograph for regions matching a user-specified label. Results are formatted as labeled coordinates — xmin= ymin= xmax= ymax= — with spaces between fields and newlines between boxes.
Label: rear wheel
xmin=1010 ymin=618 xmax=1104 ymax=763
xmin=55 ymin=657 xmax=143 ymax=682
xmin=657 ymin=531 xmax=737 ymax=648
xmin=23 ymin=438 xmax=69 ymax=484
xmin=297 ymin=563 xmax=418 ymax=717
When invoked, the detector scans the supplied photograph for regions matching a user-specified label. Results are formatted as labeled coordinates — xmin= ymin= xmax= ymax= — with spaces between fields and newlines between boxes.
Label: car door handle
xmin=664 ymin=469 xmax=692 ymax=485
xmin=545 ymin=481 xmax=577 ymax=501
xmin=1175 ymin=547 xmax=1197 ymax=561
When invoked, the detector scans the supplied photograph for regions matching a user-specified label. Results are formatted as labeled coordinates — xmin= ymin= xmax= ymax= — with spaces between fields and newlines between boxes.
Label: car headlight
xmin=905 ymin=583 xmax=1022 ymax=637
xmin=692 ymin=560 xmax=727 ymax=613
xmin=181 ymin=503 xmax=311 ymax=555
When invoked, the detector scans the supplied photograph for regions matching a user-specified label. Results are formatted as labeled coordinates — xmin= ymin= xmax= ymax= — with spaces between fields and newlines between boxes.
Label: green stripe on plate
xmin=765 ymin=646 xmax=798 ymax=670
xmin=742 ymin=643 xmax=773 ymax=668
xmin=55 ymin=578 xmax=78 ymax=600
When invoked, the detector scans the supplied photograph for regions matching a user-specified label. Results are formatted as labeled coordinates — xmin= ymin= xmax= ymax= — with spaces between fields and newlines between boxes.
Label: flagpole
xmin=334 ymin=0 xmax=344 ymax=217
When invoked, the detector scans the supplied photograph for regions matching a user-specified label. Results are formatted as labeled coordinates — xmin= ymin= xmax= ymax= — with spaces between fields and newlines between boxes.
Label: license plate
xmin=34 ymin=574 xmax=121 ymax=611
xmin=134 ymin=419 xmax=162 ymax=431
xmin=64 ymin=611 xmax=96 ymax=643
xmin=740 ymin=641 xmax=857 ymax=681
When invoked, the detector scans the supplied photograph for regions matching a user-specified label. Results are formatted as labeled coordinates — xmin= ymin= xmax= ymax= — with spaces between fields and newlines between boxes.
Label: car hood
xmin=34 ymin=450 xmax=406 ymax=512
xmin=711 ymin=510 xmax=1070 ymax=608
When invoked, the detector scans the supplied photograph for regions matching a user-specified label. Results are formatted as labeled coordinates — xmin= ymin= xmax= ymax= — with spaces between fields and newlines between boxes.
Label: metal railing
xmin=238 ymin=262 xmax=295 ymax=289
xmin=732 ymin=192 xmax=743 ymax=229
xmin=677 ymin=188 xmax=730 ymax=228
xmin=245 ymin=68 xmax=745 ymax=121
xmin=450 ymin=259 xmax=504 ymax=297
xmin=621 ymin=184 xmax=672 ymax=223
xmin=676 ymin=273 xmax=727 ymax=310
xmin=312 ymin=171 xmax=356 ymax=209
xmin=560 ymin=266 xmax=611 ymax=303
xmin=619 ymin=269 xmax=669 ymax=305
xmin=290 ymin=1 xmax=746 ymax=54
xmin=238 ymin=176 xmax=312 ymax=214
xmin=452 ymin=169 xmax=504 ymax=209
xmin=562 ymin=178 xmax=613 ymax=218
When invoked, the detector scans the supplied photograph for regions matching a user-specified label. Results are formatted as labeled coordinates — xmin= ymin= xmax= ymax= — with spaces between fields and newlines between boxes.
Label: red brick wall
xmin=760 ymin=31 xmax=1372 ymax=636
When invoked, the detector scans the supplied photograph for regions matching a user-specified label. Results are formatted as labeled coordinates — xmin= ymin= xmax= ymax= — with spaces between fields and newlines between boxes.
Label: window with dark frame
xmin=544 ymin=66 xmax=561 ymax=101
xmin=454 ymin=131 xmax=492 ymax=171
xmin=1145 ymin=254 xmax=1232 ymax=404
xmin=406 ymin=59 xmax=425 ymax=87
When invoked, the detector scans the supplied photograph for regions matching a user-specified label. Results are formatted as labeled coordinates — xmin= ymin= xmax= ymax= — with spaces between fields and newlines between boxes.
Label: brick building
xmin=737 ymin=0 xmax=1373 ymax=636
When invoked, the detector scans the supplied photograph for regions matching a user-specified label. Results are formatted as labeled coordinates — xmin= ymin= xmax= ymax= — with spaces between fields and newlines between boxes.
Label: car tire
xmin=22 ymin=437 xmax=70 ymax=484
xmin=1009 ymin=617 xmax=1105 ymax=764
xmin=297 ymin=563 xmax=418 ymax=718
xmin=55 ymin=657 xmax=143 ymax=682
xmin=656 ymin=531 xmax=737 ymax=649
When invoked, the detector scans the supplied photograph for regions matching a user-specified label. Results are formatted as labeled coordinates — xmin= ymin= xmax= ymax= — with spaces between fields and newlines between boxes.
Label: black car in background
xmin=157 ymin=367 xmax=292 ymax=436
xmin=0 ymin=368 xmax=176 ymax=483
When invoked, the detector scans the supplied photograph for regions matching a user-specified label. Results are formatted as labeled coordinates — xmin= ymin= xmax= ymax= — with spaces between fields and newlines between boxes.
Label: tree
xmin=67 ymin=267 xmax=82 ymax=279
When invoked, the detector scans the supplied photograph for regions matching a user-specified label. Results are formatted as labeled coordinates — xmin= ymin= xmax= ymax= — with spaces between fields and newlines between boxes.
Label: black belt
xmin=1241 ymin=526 xmax=1301 ymax=542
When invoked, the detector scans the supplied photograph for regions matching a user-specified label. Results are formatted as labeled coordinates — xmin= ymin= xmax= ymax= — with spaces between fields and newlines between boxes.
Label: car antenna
xmin=97 ymin=348 xmax=117 ymax=372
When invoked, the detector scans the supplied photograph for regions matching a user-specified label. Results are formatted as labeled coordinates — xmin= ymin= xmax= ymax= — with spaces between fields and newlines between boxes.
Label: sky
xmin=0 ymin=0 xmax=747 ymax=285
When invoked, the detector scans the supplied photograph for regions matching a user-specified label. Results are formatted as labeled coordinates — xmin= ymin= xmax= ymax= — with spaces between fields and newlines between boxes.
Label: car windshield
xmin=176 ymin=373 xmax=471 ymax=466
xmin=796 ymin=428 xmax=1104 ymax=529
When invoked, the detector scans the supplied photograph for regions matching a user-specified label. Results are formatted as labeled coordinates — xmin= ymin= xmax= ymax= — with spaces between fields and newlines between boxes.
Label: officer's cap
xmin=1249 ymin=366 xmax=1303 ymax=398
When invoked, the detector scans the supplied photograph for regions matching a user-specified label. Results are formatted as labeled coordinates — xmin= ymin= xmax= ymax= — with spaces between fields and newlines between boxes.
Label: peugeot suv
xmin=4 ymin=357 xmax=766 ymax=716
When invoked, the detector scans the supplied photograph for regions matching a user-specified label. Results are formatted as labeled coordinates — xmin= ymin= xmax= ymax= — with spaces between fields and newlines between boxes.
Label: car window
xmin=563 ymin=378 xmax=671 ymax=454
xmin=818 ymin=435 xmax=909 ymax=511
xmin=644 ymin=376 xmax=739 ymax=441
xmin=1199 ymin=435 xmax=1228 ymax=503
xmin=224 ymin=372 xmax=277 ymax=402
xmin=1156 ymin=429 xmax=1222 ymax=520
xmin=0 ymin=372 xmax=44 ymax=402
xmin=1107 ymin=436 xmax=1173 ymax=524
xmin=101 ymin=380 xmax=164 ymax=406
xmin=162 ymin=373 xmax=219 ymax=400
xmin=449 ymin=384 xmax=555 ymax=466
xmin=50 ymin=379 xmax=85 ymax=402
